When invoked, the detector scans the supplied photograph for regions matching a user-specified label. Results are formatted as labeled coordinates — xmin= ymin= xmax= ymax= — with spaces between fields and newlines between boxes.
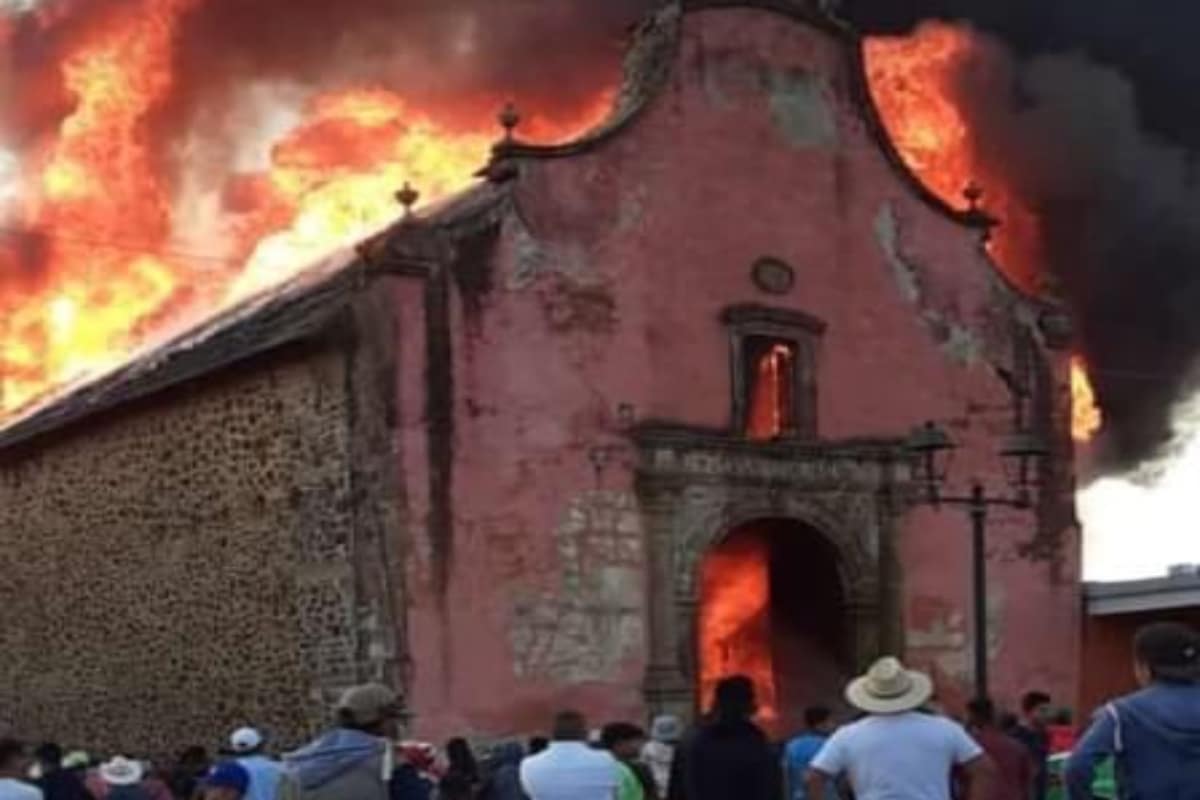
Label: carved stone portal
xmin=633 ymin=425 xmax=908 ymax=718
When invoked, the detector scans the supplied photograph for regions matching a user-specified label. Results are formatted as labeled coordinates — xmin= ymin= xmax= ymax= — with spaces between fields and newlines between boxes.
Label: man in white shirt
xmin=521 ymin=711 xmax=619 ymax=800
xmin=807 ymin=657 xmax=994 ymax=800
xmin=0 ymin=739 xmax=43 ymax=800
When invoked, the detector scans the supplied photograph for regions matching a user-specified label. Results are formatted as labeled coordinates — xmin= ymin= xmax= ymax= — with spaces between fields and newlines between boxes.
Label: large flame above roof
xmin=0 ymin=1 xmax=611 ymax=419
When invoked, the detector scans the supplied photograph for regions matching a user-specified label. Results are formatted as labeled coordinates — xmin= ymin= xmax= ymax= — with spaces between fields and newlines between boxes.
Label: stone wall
xmin=0 ymin=341 xmax=387 ymax=755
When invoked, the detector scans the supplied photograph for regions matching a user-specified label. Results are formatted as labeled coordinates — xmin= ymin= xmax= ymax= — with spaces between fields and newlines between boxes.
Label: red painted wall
xmin=396 ymin=5 xmax=1080 ymax=739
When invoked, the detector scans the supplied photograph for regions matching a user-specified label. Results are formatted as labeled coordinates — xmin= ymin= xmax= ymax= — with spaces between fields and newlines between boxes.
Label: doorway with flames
xmin=636 ymin=429 xmax=906 ymax=731
xmin=699 ymin=518 xmax=848 ymax=734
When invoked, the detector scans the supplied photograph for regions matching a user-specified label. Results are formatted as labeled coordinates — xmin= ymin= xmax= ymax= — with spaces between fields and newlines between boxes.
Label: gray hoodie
xmin=285 ymin=728 xmax=390 ymax=800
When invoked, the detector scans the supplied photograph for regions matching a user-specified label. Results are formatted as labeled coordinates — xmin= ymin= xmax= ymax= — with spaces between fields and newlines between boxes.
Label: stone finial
xmin=498 ymin=101 xmax=521 ymax=143
xmin=395 ymin=182 xmax=420 ymax=217
xmin=963 ymin=182 xmax=985 ymax=211
xmin=963 ymin=181 xmax=984 ymax=212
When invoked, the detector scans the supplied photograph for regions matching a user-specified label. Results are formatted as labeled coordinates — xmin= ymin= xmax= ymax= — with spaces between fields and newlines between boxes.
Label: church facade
xmin=0 ymin=0 xmax=1080 ymax=750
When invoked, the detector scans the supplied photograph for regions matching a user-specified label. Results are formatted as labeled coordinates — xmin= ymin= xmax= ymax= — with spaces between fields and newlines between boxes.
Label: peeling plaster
xmin=767 ymin=70 xmax=837 ymax=149
xmin=505 ymin=215 xmax=597 ymax=291
xmin=907 ymin=589 xmax=1005 ymax=683
xmin=509 ymin=491 xmax=644 ymax=682
xmin=508 ymin=220 xmax=547 ymax=291
xmin=874 ymin=202 xmax=984 ymax=366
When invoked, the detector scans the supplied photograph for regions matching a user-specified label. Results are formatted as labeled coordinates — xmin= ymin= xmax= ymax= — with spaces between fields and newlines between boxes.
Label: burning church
xmin=0 ymin=0 xmax=1082 ymax=750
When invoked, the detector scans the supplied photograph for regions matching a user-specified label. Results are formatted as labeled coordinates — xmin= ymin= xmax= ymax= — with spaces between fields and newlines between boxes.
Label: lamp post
xmin=905 ymin=421 xmax=1049 ymax=702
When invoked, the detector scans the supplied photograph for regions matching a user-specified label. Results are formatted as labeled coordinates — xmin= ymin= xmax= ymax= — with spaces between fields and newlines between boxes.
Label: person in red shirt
xmin=967 ymin=699 xmax=1033 ymax=800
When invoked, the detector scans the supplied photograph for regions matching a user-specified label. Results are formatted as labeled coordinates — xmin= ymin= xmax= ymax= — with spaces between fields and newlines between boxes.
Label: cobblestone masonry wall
xmin=0 ymin=345 xmax=365 ymax=755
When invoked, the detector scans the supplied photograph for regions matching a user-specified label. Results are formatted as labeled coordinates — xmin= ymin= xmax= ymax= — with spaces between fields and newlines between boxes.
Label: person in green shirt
xmin=601 ymin=723 xmax=657 ymax=800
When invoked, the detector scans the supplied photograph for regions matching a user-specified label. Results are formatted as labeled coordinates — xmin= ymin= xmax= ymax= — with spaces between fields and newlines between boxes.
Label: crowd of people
xmin=1 ymin=622 xmax=1197 ymax=800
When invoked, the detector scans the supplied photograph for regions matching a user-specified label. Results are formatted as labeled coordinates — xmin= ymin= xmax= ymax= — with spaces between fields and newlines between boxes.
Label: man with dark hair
xmin=32 ymin=744 xmax=91 ymax=800
xmin=285 ymin=682 xmax=407 ymax=800
xmin=1066 ymin=621 xmax=1200 ymax=800
xmin=600 ymin=723 xmax=655 ymax=800
xmin=1010 ymin=691 xmax=1051 ymax=800
xmin=520 ymin=711 xmax=619 ymax=800
xmin=682 ymin=676 xmax=777 ymax=800
xmin=0 ymin=739 xmax=42 ymax=800
xmin=966 ymin=699 xmax=1033 ymax=800
xmin=783 ymin=707 xmax=837 ymax=800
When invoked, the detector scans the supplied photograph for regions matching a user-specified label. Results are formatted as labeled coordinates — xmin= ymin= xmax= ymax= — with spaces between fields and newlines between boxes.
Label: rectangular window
xmin=745 ymin=336 xmax=797 ymax=440
xmin=723 ymin=304 xmax=825 ymax=441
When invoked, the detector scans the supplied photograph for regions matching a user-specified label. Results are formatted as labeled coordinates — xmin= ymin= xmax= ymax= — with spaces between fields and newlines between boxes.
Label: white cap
xmin=229 ymin=727 xmax=264 ymax=753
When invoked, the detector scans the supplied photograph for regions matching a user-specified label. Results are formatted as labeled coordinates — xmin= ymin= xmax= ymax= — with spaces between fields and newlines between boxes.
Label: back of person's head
xmin=1134 ymin=621 xmax=1200 ymax=684
xmin=649 ymin=714 xmax=682 ymax=744
xmin=178 ymin=747 xmax=210 ymax=768
xmin=444 ymin=737 xmax=477 ymax=776
xmin=0 ymin=739 xmax=26 ymax=773
xmin=712 ymin=675 xmax=757 ymax=721
xmin=335 ymin=683 xmax=402 ymax=736
xmin=967 ymin=698 xmax=997 ymax=728
xmin=35 ymin=742 xmax=63 ymax=767
xmin=551 ymin=711 xmax=589 ymax=742
xmin=203 ymin=761 xmax=250 ymax=800
xmin=804 ymin=706 xmax=833 ymax=730
xmin=599 ymin=722 xmax=646 ymax=752
xmin=1021 ymin=691 xmax=1051 ymax=715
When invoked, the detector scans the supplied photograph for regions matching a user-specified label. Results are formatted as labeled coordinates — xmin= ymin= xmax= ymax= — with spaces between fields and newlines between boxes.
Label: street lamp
xmin=905 ymin=421 xmax=1049 ymax=702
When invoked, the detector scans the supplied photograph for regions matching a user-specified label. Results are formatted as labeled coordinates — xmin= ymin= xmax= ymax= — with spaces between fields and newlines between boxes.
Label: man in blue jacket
xmin=1066 ymin=622 xmax=1200 ymax=799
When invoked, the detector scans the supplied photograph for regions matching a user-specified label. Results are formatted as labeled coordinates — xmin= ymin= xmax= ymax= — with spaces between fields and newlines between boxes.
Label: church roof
xmin=0 ymin=182 xmax=508 ymax=451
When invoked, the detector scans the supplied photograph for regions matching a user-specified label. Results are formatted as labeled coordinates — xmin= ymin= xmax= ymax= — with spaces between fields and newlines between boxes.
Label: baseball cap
xmin=336 ymin=683 xmax=401 ymax=726
xmin=228 ymin=727 xmax=264 ymax=754
xmin=206 ymin=762 xmax=250 ymax=794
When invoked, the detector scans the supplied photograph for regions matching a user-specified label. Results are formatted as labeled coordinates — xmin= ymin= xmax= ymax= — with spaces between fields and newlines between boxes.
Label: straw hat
xmin=845 ymin=657 xmax=934 ymax=714
xmin=99 ymin=756 xmax=144 ymax=786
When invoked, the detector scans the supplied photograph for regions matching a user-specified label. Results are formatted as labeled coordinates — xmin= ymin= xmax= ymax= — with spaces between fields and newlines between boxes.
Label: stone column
xmin=639 ymin=480 xmax=695 ymax=719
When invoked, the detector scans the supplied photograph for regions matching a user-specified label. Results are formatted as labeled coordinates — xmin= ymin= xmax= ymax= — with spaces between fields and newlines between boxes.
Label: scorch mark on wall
xmin=510 ymin=491 xmax=645 ymax=682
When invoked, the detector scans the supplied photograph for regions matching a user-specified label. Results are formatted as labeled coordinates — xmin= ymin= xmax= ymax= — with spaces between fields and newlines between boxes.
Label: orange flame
xmin=864 ymin=22 xmax=1044 ymax=295
xmin=1071 ymin=357 xmax=1102 ymax=443
xmin=865 ymin=24 xmax=1102 ymax=442
xmin=747 ymin=342 xmax=795 ymax=441
xmin=698 ymin=530 xmax=777 ymax=726
xmin=1 ymin=0 xmax=192 ymax=413
xmin=0 ymin=4 xmax=611 ymax=419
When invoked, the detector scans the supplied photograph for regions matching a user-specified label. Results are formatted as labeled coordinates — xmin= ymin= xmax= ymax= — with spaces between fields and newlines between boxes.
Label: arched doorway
xmin=698 ymin=518 xmax=849 ymax=735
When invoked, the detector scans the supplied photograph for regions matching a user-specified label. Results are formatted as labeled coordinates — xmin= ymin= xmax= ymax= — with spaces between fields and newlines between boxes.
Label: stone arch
xmin=634 ymin=431 xmax=907 ymax=720
xmin=696 ymin=515 xmax=853 ymax=730
xmin=673 ymin=495 xmax=876 ymax=610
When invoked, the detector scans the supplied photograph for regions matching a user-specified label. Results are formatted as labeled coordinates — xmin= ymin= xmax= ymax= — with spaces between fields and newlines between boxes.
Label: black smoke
xmin=846 ymin=0 xmax=1200 ymax=472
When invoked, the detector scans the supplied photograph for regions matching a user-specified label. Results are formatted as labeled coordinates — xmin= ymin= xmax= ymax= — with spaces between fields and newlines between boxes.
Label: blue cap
xmin=206 ymin=762 xmax=250 ymax=794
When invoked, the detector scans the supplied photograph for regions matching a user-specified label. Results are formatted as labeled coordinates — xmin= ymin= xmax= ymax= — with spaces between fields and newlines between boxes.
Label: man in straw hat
xmin=806 ymin=657 xmax=995 ymax=800
xmin=1066 ymin=621 xmax=1200 ymax=800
